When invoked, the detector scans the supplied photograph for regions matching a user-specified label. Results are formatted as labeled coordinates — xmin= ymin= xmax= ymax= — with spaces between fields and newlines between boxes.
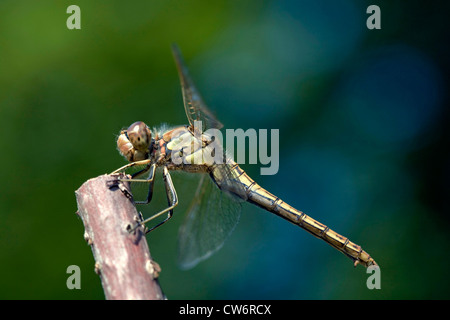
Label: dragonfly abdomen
xmin=234 ymin=166 xmax=377 ymax=268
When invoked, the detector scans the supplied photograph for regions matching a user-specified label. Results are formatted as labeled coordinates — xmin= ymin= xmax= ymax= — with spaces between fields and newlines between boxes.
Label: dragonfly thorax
xmin=117 ymin=121 xmax=153 ymax=162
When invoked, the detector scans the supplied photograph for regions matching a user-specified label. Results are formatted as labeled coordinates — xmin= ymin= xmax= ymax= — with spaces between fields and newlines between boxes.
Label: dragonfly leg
xmin=119 ymin=163 xmax=156 ymax=204
xmin=129 ymin=166 xmax=179 ymax=234
xmin=110 ymin=159 xmax=152 ymax=174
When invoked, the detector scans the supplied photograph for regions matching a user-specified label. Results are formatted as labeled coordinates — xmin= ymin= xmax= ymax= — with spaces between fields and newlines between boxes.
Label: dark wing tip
xmin=171 ymin=43 xmax=181 ymax=59
xmin=170 ymin=44 xmax=224 ymax=131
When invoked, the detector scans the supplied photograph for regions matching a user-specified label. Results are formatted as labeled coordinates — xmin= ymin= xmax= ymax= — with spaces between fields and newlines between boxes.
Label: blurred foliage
xmin=0 ymin=0 xmax=449 ymax=299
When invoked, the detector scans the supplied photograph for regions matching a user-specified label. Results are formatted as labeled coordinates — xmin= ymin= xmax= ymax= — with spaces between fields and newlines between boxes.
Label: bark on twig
xmin=75 ymin=174 xmax=165 ymax=300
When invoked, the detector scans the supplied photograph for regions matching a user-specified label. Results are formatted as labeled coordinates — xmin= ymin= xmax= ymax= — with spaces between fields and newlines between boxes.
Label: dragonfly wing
xmin=177 ymin=174 xmax=242 ymax=270
xmin=211 ymin=155 xmax=249 ymax=201
xmin=171 ymin=44 xmax=223 ymax=132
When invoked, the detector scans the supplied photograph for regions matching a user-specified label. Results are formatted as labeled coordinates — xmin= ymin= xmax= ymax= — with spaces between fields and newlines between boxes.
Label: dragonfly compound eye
xmin=126 ymin=121 xmax=152 ymax=152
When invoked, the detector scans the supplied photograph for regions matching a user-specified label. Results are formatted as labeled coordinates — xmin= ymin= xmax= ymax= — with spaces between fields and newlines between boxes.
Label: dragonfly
xmin=111 ymin=44 xmax=378 ymax=270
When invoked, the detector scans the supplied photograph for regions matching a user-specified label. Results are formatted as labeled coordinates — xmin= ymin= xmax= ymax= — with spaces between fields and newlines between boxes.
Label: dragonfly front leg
xmin=129 ymin=166 xmax=179 ymax=234
xmin=107 ymin=160 xmax=154 ymax=202
xmin=110 ymin=159 xmax=152 ymax=175
xmin=119 ymin=163 xmax=157 ymax=204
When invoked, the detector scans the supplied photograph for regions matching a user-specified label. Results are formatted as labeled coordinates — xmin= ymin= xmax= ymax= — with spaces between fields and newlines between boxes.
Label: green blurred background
xmin=0 ymin=0 xmax=449 ymax=299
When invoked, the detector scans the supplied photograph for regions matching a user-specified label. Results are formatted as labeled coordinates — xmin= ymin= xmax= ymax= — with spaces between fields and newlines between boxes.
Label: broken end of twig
xmin=75 ymin=174 xmax=165 ymax=300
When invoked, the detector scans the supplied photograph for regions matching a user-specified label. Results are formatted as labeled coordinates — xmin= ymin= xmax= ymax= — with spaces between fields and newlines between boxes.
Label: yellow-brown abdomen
xmin=229 ymin=163 xmax=377 ymax=268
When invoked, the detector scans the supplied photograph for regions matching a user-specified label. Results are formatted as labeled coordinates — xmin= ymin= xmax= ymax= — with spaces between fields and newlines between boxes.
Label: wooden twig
xmin=75 ymin=174 xmax=165 ymax=300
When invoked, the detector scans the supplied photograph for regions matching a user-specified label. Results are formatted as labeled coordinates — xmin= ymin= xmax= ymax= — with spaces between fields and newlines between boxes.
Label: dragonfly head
xmin=117 ymin=121 xmax=152 ymax=162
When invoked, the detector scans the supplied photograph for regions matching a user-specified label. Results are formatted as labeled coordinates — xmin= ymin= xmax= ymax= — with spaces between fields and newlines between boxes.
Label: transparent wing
xmin=171 ymin=44 xmax=223 ymax=132
xmin=177 ymin=173 xmax=242 ymax=270
xmin=210 ymin=154 xmax=249 ymax=201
